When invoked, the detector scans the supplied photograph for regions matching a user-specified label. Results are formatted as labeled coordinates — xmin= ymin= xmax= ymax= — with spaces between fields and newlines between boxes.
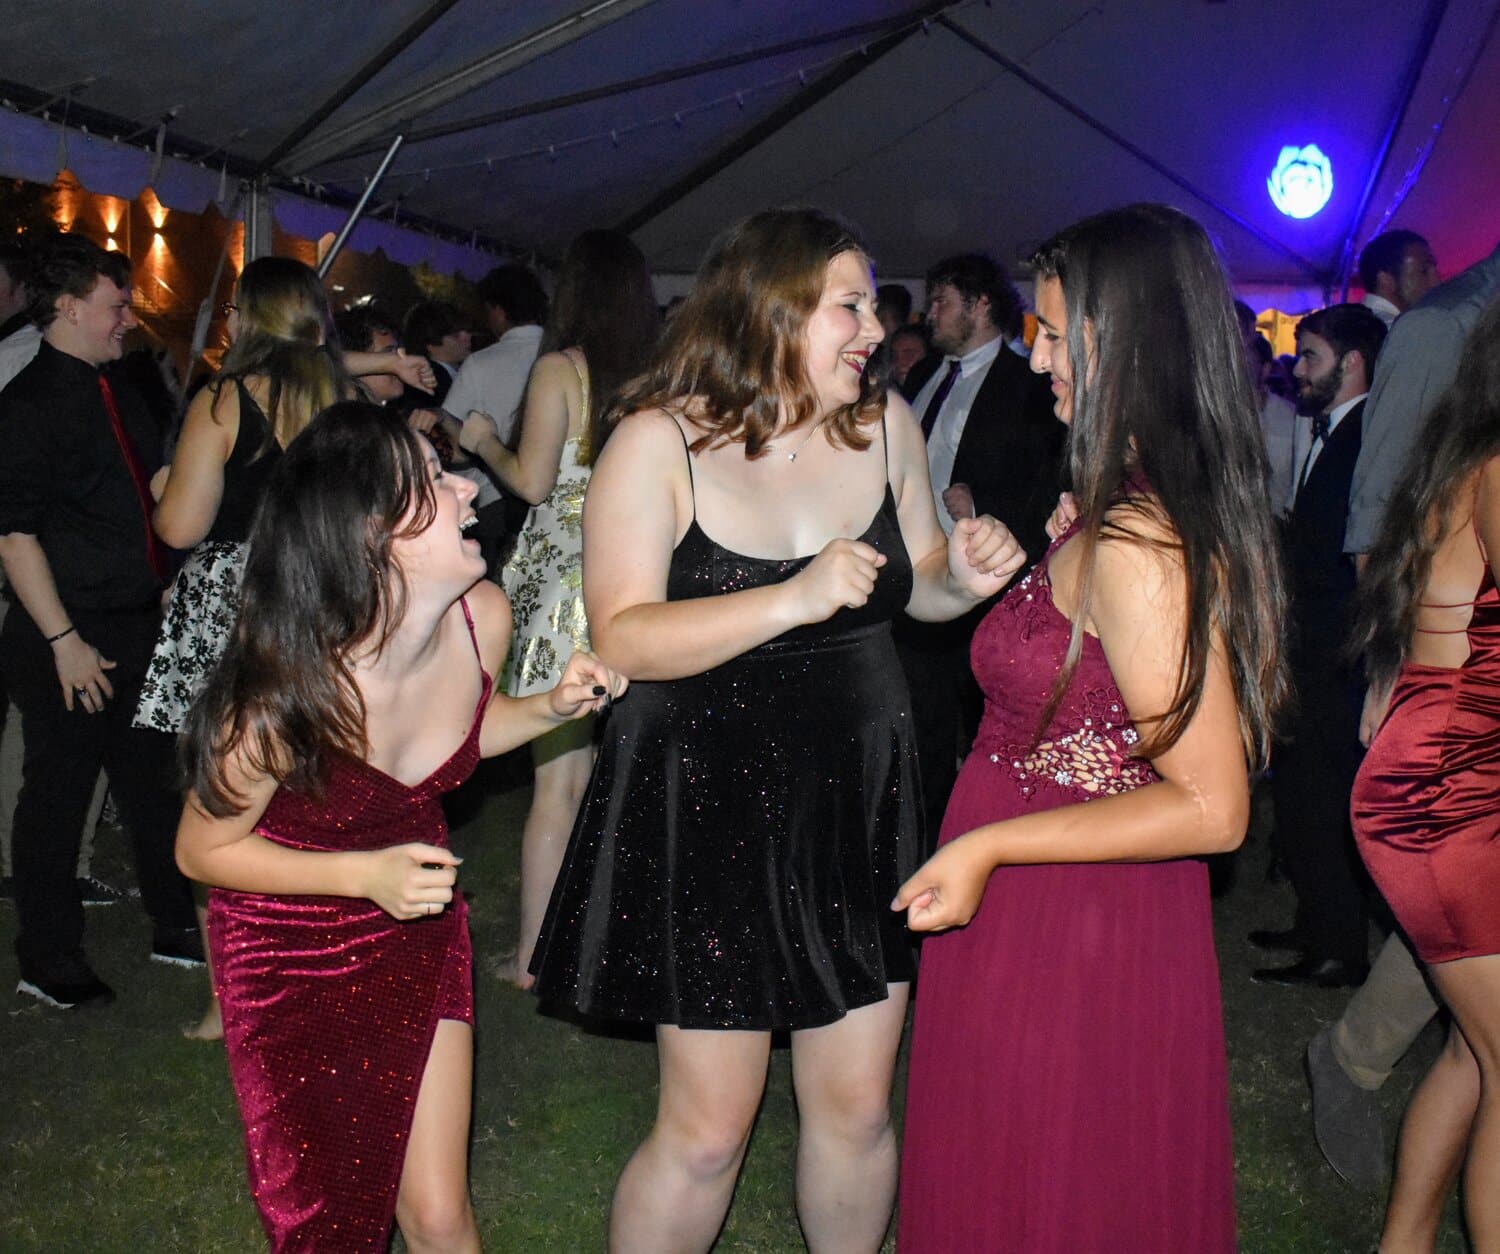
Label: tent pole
xmin=257 ymin=0 xmax=461 ymax=175
xmin=283 ymin=0 xmax=661 ymax=175
xmin=336 ymin=12 xmax=944 ymax=160
xmin=317 ymin=135 xmax=405 ymax=278
xmin=938 ymin=16 xmax=1327 ymax=284
xmin=244 ymin=177 xmax=273 ymax=263
xmin=614 ymin=2 xmax=950 ymax=236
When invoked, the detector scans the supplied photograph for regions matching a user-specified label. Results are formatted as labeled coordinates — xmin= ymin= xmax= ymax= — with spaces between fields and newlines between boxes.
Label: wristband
xmin=46 ymin=625 xmax=76 ymax=644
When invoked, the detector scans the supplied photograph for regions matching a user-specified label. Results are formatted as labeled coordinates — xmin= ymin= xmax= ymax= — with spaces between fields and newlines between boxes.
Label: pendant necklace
xmin=781 ymin=418 xmax=825 ymax=463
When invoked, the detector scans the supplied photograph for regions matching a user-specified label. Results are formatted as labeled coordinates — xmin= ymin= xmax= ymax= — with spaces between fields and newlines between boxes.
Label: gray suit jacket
xmin=1344 ymin=241 xmax=1500 ymax=554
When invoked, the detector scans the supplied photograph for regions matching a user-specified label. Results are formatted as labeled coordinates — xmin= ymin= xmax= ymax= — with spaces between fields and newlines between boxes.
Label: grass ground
xmin=0 ymin=767 xmax=1469 ymax=1252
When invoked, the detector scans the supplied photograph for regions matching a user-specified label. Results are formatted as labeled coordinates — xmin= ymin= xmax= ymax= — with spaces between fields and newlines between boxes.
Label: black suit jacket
xmin=945 ymin=347 xmax=1067 ymax=565
xmin=1285 ymin=400 xmax=1364 ymax=668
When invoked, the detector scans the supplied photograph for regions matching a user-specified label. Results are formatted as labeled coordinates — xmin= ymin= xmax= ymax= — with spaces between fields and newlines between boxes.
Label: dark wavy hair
xmin=611 ymin=208 xmax=885 ymax=456
xmin=1355 ymin=294 xmax=1500 ymax=689
xmin=925 ymin=252 xmax=1025 ymax=339
xmin=1029 ymin=204 xmax=1289 ymax=770
xmin=184 ymin=403 xmax=437 ymax=815
xmin=215 ymin=257 xmax=354 ymax=450
xmin=539 ymin=229 xmax=659 ymax=463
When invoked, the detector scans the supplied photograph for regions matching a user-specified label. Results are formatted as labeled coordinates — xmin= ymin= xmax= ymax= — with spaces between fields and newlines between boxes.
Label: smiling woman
xmin=527 ymin=207 xmax=1028 ymax=1251
xmin=173 ymin=403 xmax=623 ymax=1250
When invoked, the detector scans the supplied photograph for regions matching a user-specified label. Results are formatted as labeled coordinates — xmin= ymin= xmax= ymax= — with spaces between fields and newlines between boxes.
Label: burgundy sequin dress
xmin=898 ymin=524 xmax=1236 ymax=1253
xmin=209 ymin=607 xmax=487 ymax=1252
xmin=1353 ymin=562 xmax=1500 ymax=963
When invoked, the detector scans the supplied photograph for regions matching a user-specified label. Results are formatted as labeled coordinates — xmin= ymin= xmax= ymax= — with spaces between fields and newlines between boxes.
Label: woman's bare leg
xmin=610 ymin=1026 xmax=772 ymax=1253
xmin=183 ymin=896 xmax=222 ymax=1041
xmin=1377 ymin=1019 xmax=1476 ymax=1252
xmin=504 ymin=719 xmax=593 ymax=989
xmin=1426 ymin=953 xmax=1500 ymax=1250
xmin=396 ymin=1019 xmax=480 ymax=1253
xmin=790 ymin=987 xmax=908 ymax=1253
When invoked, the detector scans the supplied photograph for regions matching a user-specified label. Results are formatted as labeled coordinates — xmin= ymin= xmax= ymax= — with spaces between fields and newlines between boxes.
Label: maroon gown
xmin=898 ymin=526 xmax=1237 ymax=1253
xmin=209 ymin=605 xmax=487 ymax=1252
xmin=1353 ymin=563 xmax=1500 ymax=963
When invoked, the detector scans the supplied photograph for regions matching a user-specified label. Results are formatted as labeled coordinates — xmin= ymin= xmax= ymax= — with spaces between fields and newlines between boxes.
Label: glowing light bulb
xmin=1267 ymin=144 xmax=1333 ymax=219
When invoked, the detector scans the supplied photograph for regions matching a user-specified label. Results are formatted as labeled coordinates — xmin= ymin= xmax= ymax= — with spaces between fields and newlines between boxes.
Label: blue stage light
xmin=1268 ymin=144 xmax=1333 ymax=219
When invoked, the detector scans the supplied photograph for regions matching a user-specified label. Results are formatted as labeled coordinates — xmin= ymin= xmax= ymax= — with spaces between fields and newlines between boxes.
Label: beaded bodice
xmin=969 ymin=527 xmax=1158 ymax=804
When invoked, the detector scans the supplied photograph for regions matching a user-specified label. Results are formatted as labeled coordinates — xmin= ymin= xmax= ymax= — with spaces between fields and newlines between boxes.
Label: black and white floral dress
xmin=134 ymin=381 xmax=280 ymax=733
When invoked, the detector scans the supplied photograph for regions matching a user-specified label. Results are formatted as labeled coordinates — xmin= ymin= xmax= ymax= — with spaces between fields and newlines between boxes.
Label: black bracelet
xmin=46 ymin=625 xmax=76 ymax=644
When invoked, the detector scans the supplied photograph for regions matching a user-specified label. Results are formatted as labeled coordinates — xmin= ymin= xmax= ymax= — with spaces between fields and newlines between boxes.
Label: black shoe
xmin=1252 ymin=956 xmax=1369 ymax=988
xmin=150 ymin=926 xmax=206 ymax=968
xmin=77 ymin=875 xmax=125 ymax=907
xmin=0 ymin=875 xmax=13 ymax=903
xmin=17 ymin=971 xmax=115 ymax=1009
xmin=1248 ymin=927 xmax=1306 ymax=953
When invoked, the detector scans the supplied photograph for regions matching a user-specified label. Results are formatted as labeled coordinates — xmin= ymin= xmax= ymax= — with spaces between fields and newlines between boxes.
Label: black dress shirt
xmin=0 ymin=339 xmax=165 ymax=610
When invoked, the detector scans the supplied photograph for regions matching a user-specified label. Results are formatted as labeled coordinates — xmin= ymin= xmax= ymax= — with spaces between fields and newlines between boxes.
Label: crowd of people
xmin=0 ymin=205 xmax=1497 ymax=1253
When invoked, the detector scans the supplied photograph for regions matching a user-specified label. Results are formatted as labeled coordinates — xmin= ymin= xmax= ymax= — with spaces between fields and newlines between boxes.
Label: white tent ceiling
xmin=1 ymin=0 xmax=1495 ymax=299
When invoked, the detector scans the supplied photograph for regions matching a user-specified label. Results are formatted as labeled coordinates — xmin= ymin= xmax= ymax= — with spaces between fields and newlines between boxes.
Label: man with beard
xmin=897 ymin=254 xmax=1063 ymax=842
xmin=1252 ymin=303 xmax=1387 ymax=988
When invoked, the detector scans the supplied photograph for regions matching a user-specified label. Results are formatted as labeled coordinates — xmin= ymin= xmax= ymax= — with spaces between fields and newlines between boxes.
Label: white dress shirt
xmin=910 ymin=334 xmax=1004 ymax=533
xmin=443 ymin=324 xmax=544 ymax=444
xmin=1361 ymin=292 xmax=1401 ymax=329
xmin=0 ymin=323 xmax=42 ymax=393
xmin=1288 ymin=392 xmax=1366 ymax=512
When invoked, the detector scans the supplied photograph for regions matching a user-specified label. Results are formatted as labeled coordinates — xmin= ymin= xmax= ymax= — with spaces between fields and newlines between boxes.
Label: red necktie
xmin=97 ymin=373 xmax=167 ymax=581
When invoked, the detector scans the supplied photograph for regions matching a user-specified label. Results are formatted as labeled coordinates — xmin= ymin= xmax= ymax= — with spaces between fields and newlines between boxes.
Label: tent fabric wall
xmin=0 ymin=107 xmax=501 ymax=279
xmin=0 ymin=0 xmax=1494 ymax=294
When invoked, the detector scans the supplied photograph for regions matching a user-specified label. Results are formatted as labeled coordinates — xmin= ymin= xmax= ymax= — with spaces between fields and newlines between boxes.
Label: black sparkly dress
xmin=531 ymin=432 xmax=920 ymax=1030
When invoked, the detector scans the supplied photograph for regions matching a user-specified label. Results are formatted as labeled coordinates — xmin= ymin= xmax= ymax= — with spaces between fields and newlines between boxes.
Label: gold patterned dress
xmin=501 ymin=352 xmax=592 ymax=696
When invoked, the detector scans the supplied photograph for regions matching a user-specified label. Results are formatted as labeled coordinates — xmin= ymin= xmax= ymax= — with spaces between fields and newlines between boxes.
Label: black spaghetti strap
xmin=673 ymin=415 xmax=697 ymax=518
xmin=881 ymin=410 xmax=890 ymax=482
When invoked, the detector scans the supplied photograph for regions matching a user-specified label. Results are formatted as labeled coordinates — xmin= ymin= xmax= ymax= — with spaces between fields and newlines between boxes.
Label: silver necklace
xmin=780 ymin=419 xmax=825 ymax=463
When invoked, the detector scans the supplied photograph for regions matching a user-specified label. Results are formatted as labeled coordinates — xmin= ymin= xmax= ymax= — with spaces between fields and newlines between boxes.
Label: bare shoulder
xmin=599 ymin=406 xmax=691 ymax=470
xmin=1092 ymin=497 xmax=1185 ymax=619
xmin=462 ymin=579 xmax=513 ymax=672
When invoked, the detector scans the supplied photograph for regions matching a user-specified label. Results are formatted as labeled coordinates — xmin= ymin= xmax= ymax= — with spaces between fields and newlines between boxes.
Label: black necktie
xmin=1296 ymin=412 xmax=1332 ymax=496
xmin=920 ymin=360 xmax=962 ymax=441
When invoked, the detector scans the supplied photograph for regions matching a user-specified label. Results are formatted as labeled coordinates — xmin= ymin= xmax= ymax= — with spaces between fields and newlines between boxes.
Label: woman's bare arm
xmin=896 ymin=519 xmax=1250 ymax=931
xmin=153 ymin=383 xmax=238 ymax=549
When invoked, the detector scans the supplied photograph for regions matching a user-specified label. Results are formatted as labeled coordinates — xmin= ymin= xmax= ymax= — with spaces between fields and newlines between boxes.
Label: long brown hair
xmin=213 ymin=256 xmax=354 ymax=449
xmin=610 ymin=208 xmax=885 ymax=455
xmin=1030 ymin=204 xmax=1289 ymax=770
xmin=183 ymin=403 xmax=437 ymax=815
xmin=539 ymin=229 xmax=659 ymax=463
xmin=1355 ymin=294 xmax=1500 ymax=689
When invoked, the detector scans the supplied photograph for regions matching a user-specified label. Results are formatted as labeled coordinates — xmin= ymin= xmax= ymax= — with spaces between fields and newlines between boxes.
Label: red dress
xmin=1353 ymin=565 xmax=1500 ymax=963
xmin=898 ymin=531 xmax=1236 ymax=1253
xmin=209 ymin=607 xmax=488 ymax=1252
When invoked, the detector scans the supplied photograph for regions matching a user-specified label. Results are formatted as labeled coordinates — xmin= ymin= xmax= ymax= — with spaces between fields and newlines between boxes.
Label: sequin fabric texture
xmin=209 ymin=620 xmax=490 ymax=1251
xmin=531 ymin=480 xmax=920 ymax=1030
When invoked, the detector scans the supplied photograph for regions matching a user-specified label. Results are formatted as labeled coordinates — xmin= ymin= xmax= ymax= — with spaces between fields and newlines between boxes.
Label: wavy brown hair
xmin=610 ymin=208 xmax=885 ymax=455
xmin=214 ymin=256 xmax=354 ymax=450
xmin=1030 ymin=204 xmax=1289 ymax=770
xmin=183 ymin=403 xmax=437 ymax=815
xmin=539 ymin=229 xmax=659 ymax=463
xmin=1355 ymin=294 xmax=1500 ymax=689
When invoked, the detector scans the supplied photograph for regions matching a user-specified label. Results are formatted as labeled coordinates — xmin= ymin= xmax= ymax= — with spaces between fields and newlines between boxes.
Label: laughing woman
xmin=176 ymin=404 xmax=623 ymax=1252
xmin=529 ymin=208 xmax=1026 ymax=1251
xmin=895 ymin=205 xmax=1288 ymax=1252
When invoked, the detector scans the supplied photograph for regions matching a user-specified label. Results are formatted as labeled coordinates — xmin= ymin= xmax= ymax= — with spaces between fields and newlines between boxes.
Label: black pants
xmin=1 ymin=602 xmax=194 ymax=982
xmin=1271 ymin=650 xmax=1369 ymax=965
